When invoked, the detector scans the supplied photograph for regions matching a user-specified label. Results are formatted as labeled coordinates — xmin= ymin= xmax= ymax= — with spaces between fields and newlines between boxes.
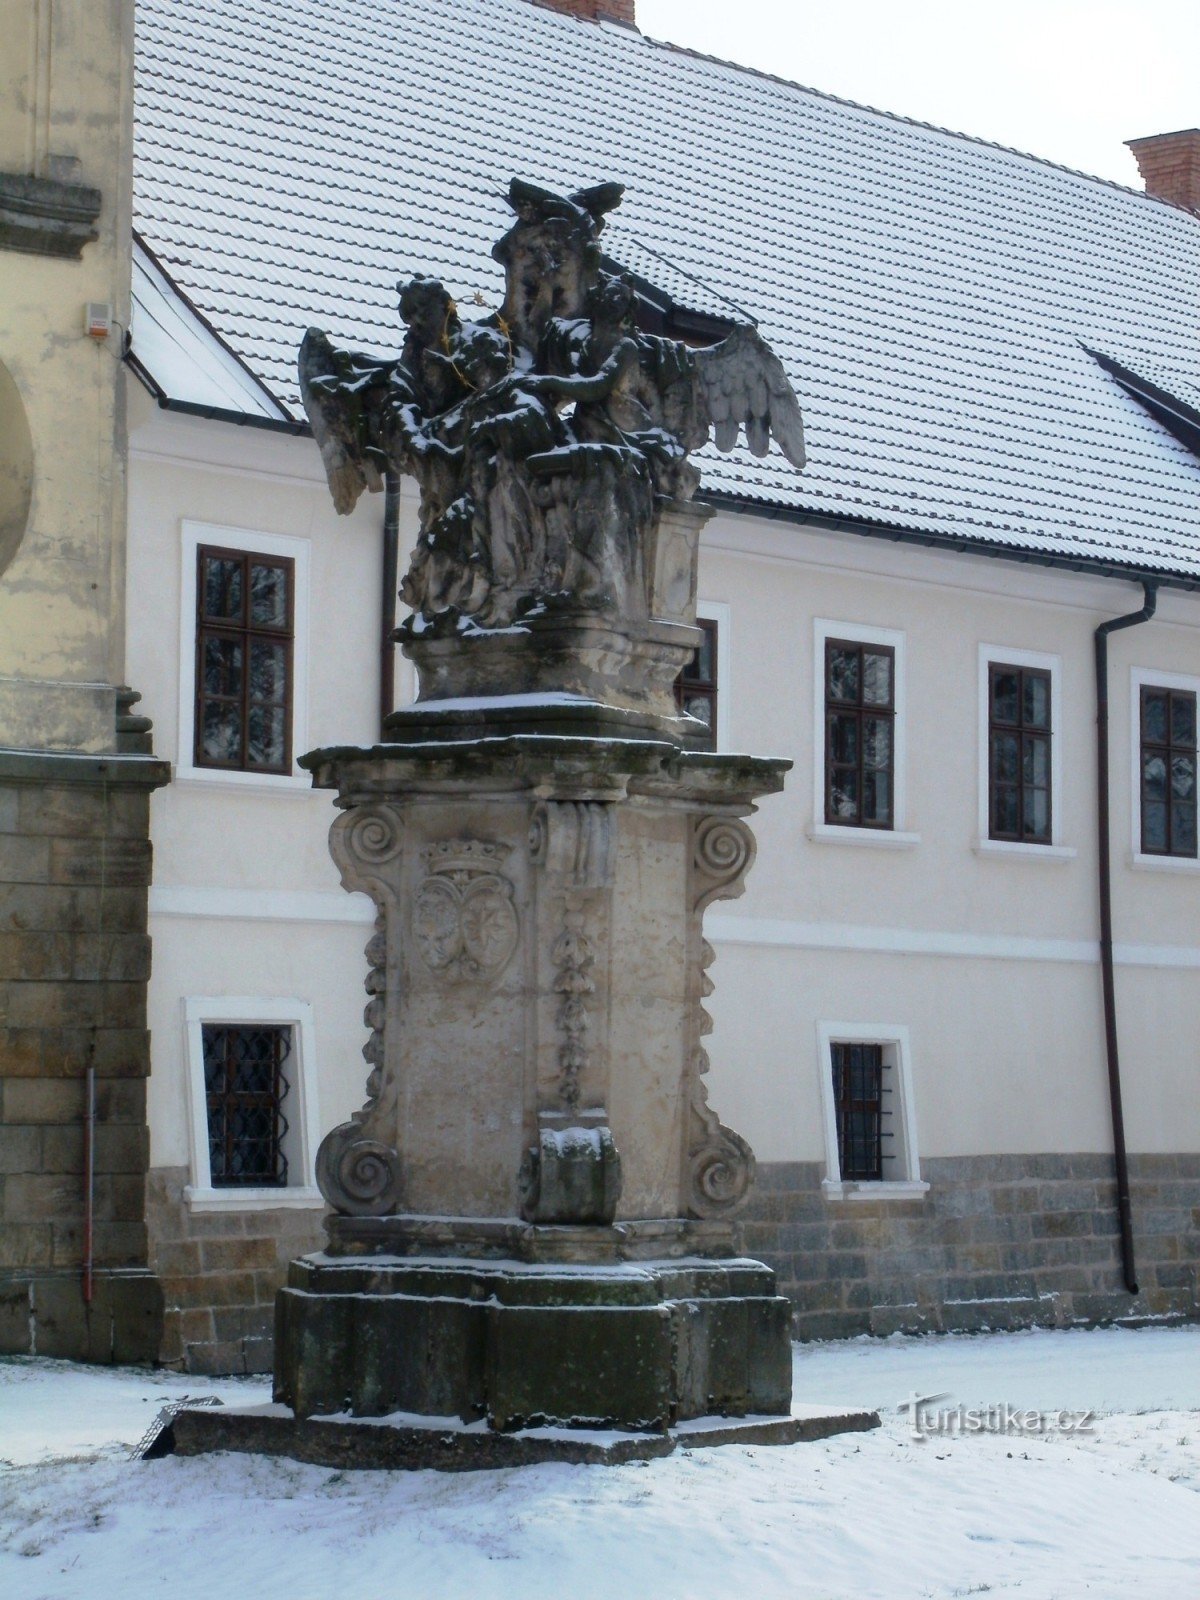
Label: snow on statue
xmin=300 ymin=178 xmax=805 ymax=629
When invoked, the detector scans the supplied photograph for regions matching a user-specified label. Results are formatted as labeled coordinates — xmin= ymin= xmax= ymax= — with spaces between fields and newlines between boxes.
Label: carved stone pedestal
xmin=267 ymin=734 xmax=793 ymax=1435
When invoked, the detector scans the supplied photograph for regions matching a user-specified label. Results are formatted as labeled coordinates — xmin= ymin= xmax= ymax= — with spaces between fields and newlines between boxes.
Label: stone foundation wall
xmin=743 ymin=1153 xmax=1200 ymax=1339
xmin=148 ymin=1166 xmax=326 ymax=1374
xmin=0 ymin=756 xmax=168 ymax=1362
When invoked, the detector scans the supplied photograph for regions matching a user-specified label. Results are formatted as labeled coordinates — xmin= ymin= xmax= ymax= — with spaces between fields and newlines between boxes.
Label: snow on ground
xmin=1 ymin=1326 xmax=1198 ymax=1600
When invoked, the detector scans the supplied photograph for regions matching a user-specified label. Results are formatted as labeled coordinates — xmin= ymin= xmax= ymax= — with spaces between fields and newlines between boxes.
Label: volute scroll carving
xmin=316 ymin=1120 xmax=403 ymax=1216
xmin=330 ymin=803 xmax=406 ymax=898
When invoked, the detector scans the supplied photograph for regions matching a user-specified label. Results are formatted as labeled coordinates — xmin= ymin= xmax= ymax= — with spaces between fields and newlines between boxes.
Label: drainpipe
xmin=1094 ymin=579 xmax=1157 ymax=1295
xmin=379 ymin=470 xmax=401 ymax=733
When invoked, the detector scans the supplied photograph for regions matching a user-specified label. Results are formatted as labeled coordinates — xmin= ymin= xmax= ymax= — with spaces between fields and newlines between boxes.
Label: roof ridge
xmin=634 ymin=30 xmax=1181 ymax=211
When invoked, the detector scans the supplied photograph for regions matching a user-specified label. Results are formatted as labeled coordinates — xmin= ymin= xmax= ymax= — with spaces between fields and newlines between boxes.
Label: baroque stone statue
xmin=301 ymin=178 xmax=805 ymax=634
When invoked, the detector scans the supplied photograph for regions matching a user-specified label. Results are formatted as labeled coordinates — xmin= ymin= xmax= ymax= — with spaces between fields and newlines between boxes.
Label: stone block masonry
xmin=0 ymin=751 xmax=169 ymax=1363
xmin=148 ymin=1167 xmax=325 ymax=1374
xmin=743 ymin=1154 xmax=1200 ymax=1339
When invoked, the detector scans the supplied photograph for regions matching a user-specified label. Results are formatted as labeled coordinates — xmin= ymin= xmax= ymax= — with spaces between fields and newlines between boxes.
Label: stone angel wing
xmin=693 ymin=324 xmax=806 ymax=469
xmin=298 ymin=328 xmax=395 ymax=515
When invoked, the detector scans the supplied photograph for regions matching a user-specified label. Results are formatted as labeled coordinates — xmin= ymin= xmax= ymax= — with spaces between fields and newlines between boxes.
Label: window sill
xmin=808 ymin=823 xmax=921 ymax=850
xmin=973 ymin=839 xmax=1077 ymax=862
xmin=822 ymin=1179 xmax=930 ymax=1202
xmin=174 ymin=767 xmax=318 ymax=796
xmin=184 ymin=1184 xmax=325 ymax=1213
xmin=1129 ymin=851 xmax=1200 ymax=874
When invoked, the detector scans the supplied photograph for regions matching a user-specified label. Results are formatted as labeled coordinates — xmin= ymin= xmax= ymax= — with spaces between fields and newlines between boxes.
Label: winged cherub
xmin=299 ymin=178 xmax=805 ymax=628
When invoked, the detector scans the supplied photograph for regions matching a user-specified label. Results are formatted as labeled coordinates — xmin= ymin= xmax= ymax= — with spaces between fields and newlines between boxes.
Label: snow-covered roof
xmin=132 ymin=0 xmax=1200 ymax=584
xmin=130 ymin=236 xmax=292 ymax=421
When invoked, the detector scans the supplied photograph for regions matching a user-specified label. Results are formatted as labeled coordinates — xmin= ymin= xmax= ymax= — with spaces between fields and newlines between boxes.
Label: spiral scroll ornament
xmin=692 ymin=816 xmax=755 ymax=910
xmin=315 ymin=1121 xmax=404 ymax=1216
xmin=688 ymin=1124 xmax=756 ymax=1218
xmin=345 ymin=805 xmax=405 ymax=867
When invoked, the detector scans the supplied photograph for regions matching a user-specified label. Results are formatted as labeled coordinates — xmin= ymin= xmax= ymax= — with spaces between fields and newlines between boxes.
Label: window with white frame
xmin=816 ymin=1022 xmax=927 ymax=1197
xmin=976 ymin=645 xmax=1072 ymax=857
xmin=1131 ymin=666 xmax=1200 ymax=867
xmin=177 ymin=521 xmax=310 ymax=788
xmin=183 ymin=997 xmax=323 ymax=1211
xmin=811 ymin=619 xmax=916 ymax=845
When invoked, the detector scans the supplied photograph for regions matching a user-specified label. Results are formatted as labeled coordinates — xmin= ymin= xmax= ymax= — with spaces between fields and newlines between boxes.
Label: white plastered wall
xmin=127 ymin=414 xmax=1200 ymax=1189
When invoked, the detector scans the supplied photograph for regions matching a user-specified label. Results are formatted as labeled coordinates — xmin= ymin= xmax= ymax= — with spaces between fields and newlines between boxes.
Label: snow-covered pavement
xmin=2 ymin=1325 xmax=1198 ymax=1600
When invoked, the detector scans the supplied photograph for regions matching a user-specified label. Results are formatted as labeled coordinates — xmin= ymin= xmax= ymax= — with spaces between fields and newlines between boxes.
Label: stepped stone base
xmin=173 ymin=1400 xmax=880 ymax=1472
xmin=274 ymin=1252 xmax=793 ymax=1432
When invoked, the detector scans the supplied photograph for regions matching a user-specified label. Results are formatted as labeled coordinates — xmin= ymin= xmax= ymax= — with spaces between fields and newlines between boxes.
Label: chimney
xmin=530 ymin=0 xmax=637 ymax=26
xmin=1126 ymin=129 xmax=1200 ymax=213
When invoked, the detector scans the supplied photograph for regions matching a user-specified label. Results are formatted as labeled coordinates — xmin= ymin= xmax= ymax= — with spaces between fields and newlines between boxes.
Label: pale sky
xmin=636 ymin=0 xmax=1200 ymax=188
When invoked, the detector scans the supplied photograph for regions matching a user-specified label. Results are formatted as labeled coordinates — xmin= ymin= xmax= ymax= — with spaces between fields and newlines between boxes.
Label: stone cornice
xmin=0 ymin=169 xmax=101 ymax=259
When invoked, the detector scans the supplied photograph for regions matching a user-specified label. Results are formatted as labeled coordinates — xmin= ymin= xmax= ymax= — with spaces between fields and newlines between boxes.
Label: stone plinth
xmin=263 ymin=733 xmax=795 ymax=1436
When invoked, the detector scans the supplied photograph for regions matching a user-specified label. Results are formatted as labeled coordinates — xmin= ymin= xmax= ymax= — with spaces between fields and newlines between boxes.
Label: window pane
xmin=202 ymin=701 xmax=242 ymax=763
xmin=248 ymin=705 xmax=286 ymax=768
xmin=1023 ymin=672 xmax=1050 ymax=729
xmin=682 ymin=693 xmax=712 ymax=727
xmin=1024 ymin=786 xmax=1050 ymax=841
xmin=1172 ymin=692 xmax=1197 ymax=749
xmin=991 ymin=670 xmax=1019 ymax=724
xmin=1171 ymin=754 xmax=1196 ymax=802
xmin=829 ymin=771 xmax=859 ymax=822
xmin=249 ymin=638 xmax=288 ymax=704
xmin=249 ymin=563 xmax=289 ymax=627
xmin=827 ymin=648 xmax=860 ymax=704
xmin=1022 ymin=735 xmax=1049 ymax=786
xmin=692 ymin=625 xmax=715 ymax=684
xmin=1142 ymin=799 xmax=1168 ymax=852
xmin=861 ymin=651 xmax=892 ymax=707
xmin=1172 ymin=803 xmax=1198 ymax=857
xmin=992 ymin=732 xmax=1019 ymax=783
xmin=1142 ymin=689 xmax=1168 ymax=744
xmin=203 ymin=635 xmax=242 ymax=697
xmin=862 ymin=770 xmax=891 ymax=823
xmin=993 ymin=785 xmax=1019 ymax=836
xmin=203 ymin=556 xmax=243 ymax=620
xmin=862 ymin=716 xmax=891 ymax=770
xmin=830 ymin=713 xmax=859 ymax=765
xmin=1143 ymin=754 xmax=1167 ymax=802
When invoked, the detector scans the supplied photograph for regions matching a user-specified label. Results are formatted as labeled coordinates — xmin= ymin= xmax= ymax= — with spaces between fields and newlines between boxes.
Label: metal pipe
xmin=1094 ymin=580 xmax=1157 ymax=1295
xmin=83 ymin=1057 xmax=96 ymax=1306
xmin=380 ymin=470 xmax=401 ymax=733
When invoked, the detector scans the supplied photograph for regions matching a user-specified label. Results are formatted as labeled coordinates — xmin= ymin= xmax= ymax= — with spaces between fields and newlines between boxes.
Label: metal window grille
xmin=195 ymin=545 xmax=295 ymax=774
xmin=675 ymin=617 xmax=718 ymax=750
xmin=1140 ymin=685 xmax=1198 ymax=858
xmin=988 ymin=663 xmax=1052 ymax=843
xmin=831 ymin=1041 xmax=886 ymax=1181
xmin=824 ymin=639 xmax=896 ymax=828
xmin=201 ymin=1023 xmax=291 ymax=1187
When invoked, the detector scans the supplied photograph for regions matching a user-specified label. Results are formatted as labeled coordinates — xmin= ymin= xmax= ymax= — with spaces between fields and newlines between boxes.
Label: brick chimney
xmin=531 ymin=0 xmax=637 ymax=25
xmin=1126 ymin=129 xmax=1200 ymax=212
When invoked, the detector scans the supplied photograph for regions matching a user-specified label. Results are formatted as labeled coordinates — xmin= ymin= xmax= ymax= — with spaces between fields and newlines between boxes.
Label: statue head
xmin=493 ymin=178 xmax=623 ymax=347
xmin=399 ymin=276 xmax=457 ymax=347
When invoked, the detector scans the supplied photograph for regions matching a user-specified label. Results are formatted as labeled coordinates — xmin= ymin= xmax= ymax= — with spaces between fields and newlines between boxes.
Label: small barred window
xmin=201 ymin=1023 xmax=291 ymax=1187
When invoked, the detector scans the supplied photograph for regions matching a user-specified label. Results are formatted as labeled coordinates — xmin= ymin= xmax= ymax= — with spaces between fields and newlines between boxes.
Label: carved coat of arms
xmin=413 ymin=840 xmax=519 ymax=980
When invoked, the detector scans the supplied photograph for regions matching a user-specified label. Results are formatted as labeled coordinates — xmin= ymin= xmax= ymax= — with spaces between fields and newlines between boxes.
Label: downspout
xmin=1094 ymin=579 xmax=1157 ymax=1295
xmin=379 ymin=470 xmax=401 ymax=733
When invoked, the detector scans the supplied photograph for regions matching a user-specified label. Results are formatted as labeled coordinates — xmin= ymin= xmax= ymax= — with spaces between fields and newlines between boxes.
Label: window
xmin=831 ymin=1041 xmax=885 ymax=1180
xmin=1139 ymin=684 xmax=1197 ymax=858
xmin=202 ymin=1023 xmax=291 ymax=1187
xmin=675 ymin=617 xmax=718 ymax=750
xmin=195 ymin=544 xmax=294 ymax=773
xmin=816 ymin=1022 xmax=927 ymax=1198
xmin=976 ymin=646 xmax=1069 ymax=857
xmin=987 ymin=662 xmax=1052 ymax=843
xmin=177 ymin=522 xmax=310 ymax=789
xmin=812 ymin=621 xmax=914 ymax=845
xmin=183 ymin=997 xmax=322 ymax=1211
xmin=825 ymin=637 xmax=895 ymax=828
